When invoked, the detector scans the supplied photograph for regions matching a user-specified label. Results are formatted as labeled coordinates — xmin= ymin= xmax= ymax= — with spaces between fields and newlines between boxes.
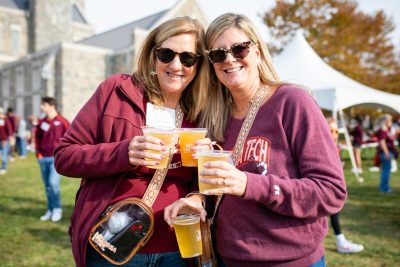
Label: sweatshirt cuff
xmin=117 ymin=139 xmax=134 ymax=171
xmin=243 ymin=171 xmax=272 ymax=203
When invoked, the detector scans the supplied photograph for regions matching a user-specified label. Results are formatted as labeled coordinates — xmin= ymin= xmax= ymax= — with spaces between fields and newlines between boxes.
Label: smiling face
xmin=155 ymin=33 xmax=198 ymax=105
xmin=211 ymin=27 xmax=260 ymax=94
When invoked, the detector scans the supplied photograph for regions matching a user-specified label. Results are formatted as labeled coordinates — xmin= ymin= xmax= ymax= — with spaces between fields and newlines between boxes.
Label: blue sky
xmin=85 ymin=0 xmax=400 ymax=47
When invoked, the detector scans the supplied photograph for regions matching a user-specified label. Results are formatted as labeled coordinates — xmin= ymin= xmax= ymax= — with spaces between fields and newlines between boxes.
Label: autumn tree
xmin=264 ymin=0 xmax=400 ymax=94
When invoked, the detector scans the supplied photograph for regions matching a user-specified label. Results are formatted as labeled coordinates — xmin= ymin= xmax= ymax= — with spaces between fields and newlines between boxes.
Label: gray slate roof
xmin=72 ymin=4 xmax=87 ymax=24
xmin=0 ymin=0 xmax=28 ymax=10
xmin=79 ymin=9 xmax=168 ymax=51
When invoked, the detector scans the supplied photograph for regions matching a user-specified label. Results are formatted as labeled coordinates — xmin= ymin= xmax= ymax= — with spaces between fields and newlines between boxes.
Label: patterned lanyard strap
xmin=231 ymin=86 xmax=274 ymax=165
xmin=142 ymin=105 xmax=184 ymax=207
xmin=211 ymin=85 xmax=276 ymax=223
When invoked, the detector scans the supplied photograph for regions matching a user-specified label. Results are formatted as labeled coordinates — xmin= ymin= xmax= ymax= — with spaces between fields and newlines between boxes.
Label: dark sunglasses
xmin=155 ymin=47 xmax=201 ymax=67
xmin=206 ymin=41 xmax=254 ymax=64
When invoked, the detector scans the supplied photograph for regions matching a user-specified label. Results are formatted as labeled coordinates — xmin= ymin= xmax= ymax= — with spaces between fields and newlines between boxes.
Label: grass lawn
xmin=0 ymin=151 xmax=399 ymax=267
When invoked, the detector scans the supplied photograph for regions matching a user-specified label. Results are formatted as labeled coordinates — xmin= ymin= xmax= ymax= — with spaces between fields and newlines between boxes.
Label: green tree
xmin=264 ymin=0 xmax=400 ymax=94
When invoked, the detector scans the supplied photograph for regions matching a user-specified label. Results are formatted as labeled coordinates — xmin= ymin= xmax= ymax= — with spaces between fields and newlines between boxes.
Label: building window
xmin=11 ymin=27 xmax=21 ymax=55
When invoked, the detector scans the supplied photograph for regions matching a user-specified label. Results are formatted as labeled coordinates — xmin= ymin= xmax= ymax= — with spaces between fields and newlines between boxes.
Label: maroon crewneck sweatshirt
xmin=216 ymin=85 xmax=347 ymax=267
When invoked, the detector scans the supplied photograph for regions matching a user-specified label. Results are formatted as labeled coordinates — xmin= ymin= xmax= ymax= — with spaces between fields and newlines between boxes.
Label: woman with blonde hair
xmin=165 ymin=13 xmax=346 ymax=266
xmin=374 ymin=114 xmax=397 ymax=193
xmin=55 ymin=16 xmax=211 ymax=267
xmin=327 ymin=117 xmax=364 ymax=254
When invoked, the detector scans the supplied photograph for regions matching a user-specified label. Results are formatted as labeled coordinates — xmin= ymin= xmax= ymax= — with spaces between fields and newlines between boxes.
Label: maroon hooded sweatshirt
xmin=54 ymin=74 xmax=197 ymax=267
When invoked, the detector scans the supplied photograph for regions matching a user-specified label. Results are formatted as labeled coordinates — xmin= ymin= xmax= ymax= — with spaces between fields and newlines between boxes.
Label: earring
xmin=150 ymin=70 xmax=157 ymax=76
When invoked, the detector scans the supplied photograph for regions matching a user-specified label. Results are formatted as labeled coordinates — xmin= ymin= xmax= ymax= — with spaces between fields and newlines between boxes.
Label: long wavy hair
xmin=135 ymin=16 xmax=209 ymax=122
xmin=199 ymin=13 xmax=281 ymax=141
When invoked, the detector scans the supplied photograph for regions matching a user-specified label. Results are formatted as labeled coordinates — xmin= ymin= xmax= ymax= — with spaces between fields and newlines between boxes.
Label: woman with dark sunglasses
xmin=54 ymin=17 xmax=211 ymax=267
xmin=165 ymin=13 xmax=346 ymax=267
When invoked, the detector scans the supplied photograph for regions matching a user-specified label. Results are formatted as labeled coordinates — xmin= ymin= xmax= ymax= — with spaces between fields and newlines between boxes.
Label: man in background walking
xmin=36 ymin=97 xmax=69 ymax=222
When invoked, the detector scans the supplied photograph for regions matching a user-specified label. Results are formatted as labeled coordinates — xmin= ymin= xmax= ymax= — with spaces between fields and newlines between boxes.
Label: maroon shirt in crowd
xmin=36 ymin=115 xmax=69 ymax=157
xmin=376 ymin=129 xmax=397 ymax=155
xmin=351 ymin=125 xmax=364 ymax=146
xmin=0 ymin=117 xmax=12 ymax=141
xmin=6 ymin=114 xmax=16 ymax=134
xmin=216 ymin=85 xmax=347 ymax=267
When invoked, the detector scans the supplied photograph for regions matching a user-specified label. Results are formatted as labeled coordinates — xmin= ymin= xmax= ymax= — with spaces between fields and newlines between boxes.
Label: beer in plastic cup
xmin=178 ymin=128 xmax=207 ymax=167
xmin=197 ymin=150 xmax=232 ymax=193
xmin=171 ymin=214 xmax=202 ymax=258
xmin=141 ymin=126 xmax=176 ymax=169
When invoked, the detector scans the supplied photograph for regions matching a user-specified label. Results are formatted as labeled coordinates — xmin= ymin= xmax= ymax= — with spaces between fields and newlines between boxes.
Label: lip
xmin=223 ymin=66 xmax=244 ymax=73
xmin=166 ymin=72 xmax=184 ymax=79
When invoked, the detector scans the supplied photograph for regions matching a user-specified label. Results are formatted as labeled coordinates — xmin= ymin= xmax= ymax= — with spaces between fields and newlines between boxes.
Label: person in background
xmin=36 ymin=97 xmax=70 ymax=222
xmin=396 ymin=117 xmax=400 ymax=156
xmin=6 ymin=107 xmax=16 ymax=162
xmin=27 ymin=115 xmax=38 ymax=152
xmin=0 ymin=107 xmax=12 ymax=175
xmin=165 ymin=13 xmax=347 ymax=267
xmin=374 ymin=114 xmax=397 ymax=193
xmin=350 ymin=116 xmax=364 ymax=173
xmin=327 ymin=117 xmax=364 ymax=254
xmin=16 ymin=114 xmax=28 ymax=158
xmin=54 ymin=17 xmax=211 ymax=267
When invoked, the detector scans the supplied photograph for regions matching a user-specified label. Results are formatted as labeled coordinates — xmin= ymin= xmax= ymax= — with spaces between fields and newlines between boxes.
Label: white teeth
xmin=224 ymin=66 xmax=242 ymax=73
xmin=168 ymin=73 xmax=182 ymax=78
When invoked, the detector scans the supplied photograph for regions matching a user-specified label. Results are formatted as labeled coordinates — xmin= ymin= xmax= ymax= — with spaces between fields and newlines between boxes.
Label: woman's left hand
xmin=200 ymin=161 xmax=248 ymax=197
xmin=164 ymin=195 xmax=207 ymax=226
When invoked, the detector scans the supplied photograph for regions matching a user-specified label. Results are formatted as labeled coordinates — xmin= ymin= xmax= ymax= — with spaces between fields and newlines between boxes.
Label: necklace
xmin=232 ymin=86 xmax=270 ymax=118
xmin=233 ymin=102 xmax=250 ymax=114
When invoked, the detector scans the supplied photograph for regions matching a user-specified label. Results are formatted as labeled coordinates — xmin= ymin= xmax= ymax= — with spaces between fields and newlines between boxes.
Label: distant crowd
xmin=0 ymin=107 xmax=37 ymax=174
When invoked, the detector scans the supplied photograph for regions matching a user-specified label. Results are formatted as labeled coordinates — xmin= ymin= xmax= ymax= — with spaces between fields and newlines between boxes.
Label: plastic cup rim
xmin=141 ymin=125 xmax=176 ymax=133
xmin=196 ymin=150 xmax=232 ymax=157
xmin=171 ymin=214 xmax=200 ymax=225
xmin=177 ymin=128 xmax=208 ymax=133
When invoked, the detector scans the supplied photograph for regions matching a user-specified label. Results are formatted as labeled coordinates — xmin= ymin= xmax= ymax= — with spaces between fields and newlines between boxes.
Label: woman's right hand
xmin=128 ymin=135 xmax=167 ymax=167
xmin=164 ymin=195 xmax=207 ymax=227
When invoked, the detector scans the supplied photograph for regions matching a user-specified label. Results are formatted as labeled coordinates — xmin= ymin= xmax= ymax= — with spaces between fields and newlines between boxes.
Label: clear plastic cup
xmin=141 ymin=126 xmax=176 ymax=169
xmin=197 ymin=150 xmax=232 ymax=193
xmin=178 ymin=128 xmax=208 ymax=167
xmin=171 ymin=214 xmax=202 ymax=258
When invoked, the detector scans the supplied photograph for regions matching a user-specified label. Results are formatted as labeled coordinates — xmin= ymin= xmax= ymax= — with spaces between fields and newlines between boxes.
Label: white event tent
xmin=273 ymin=32 xmax=400 ymax=115
xmin=272 ymin=33 xmax=400 ymax=181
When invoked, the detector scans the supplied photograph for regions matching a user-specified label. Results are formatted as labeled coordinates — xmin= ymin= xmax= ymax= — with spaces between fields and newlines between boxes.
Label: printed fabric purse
xmin=88 ymin=107 xmax=184 ymax=265
xmin=198 ymin=86 xmax=276 ymax=267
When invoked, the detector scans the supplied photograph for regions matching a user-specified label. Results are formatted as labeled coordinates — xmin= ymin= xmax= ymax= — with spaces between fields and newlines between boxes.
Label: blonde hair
xmin=135 ymin=17 xmax=209 ymax=122
xmin=374 ymin=114 xmax=392 ymax=131
xmin=199 ymin=13 xmax=281 ymax=141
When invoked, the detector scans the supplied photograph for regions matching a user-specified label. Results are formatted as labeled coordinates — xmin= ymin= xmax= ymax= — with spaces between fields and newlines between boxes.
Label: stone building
xmin=0 ymin=0 xmax=207 ymax=120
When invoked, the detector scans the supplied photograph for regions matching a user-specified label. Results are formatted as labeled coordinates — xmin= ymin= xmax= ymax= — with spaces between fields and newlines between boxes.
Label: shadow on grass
xmin=0 ymin=195 xmax=75 ymax=222
xmin=26 ymin=227 xmax=72 ymax=250
xmin=0 ymin=195 xmax=76 ymax=252
xmin=0 ymin=196 xmax=74 ymax=232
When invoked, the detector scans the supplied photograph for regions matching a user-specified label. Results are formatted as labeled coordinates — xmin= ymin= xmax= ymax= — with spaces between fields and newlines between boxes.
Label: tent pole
xmin=338 ymin=108 xmax=364 ymax=183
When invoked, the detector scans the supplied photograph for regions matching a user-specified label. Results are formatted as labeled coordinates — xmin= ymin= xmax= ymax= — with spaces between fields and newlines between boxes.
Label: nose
xmin=224 ymin=51 xmax=236 ymax=63
xmin=169 ymin=54 xmax=183 ymax=70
